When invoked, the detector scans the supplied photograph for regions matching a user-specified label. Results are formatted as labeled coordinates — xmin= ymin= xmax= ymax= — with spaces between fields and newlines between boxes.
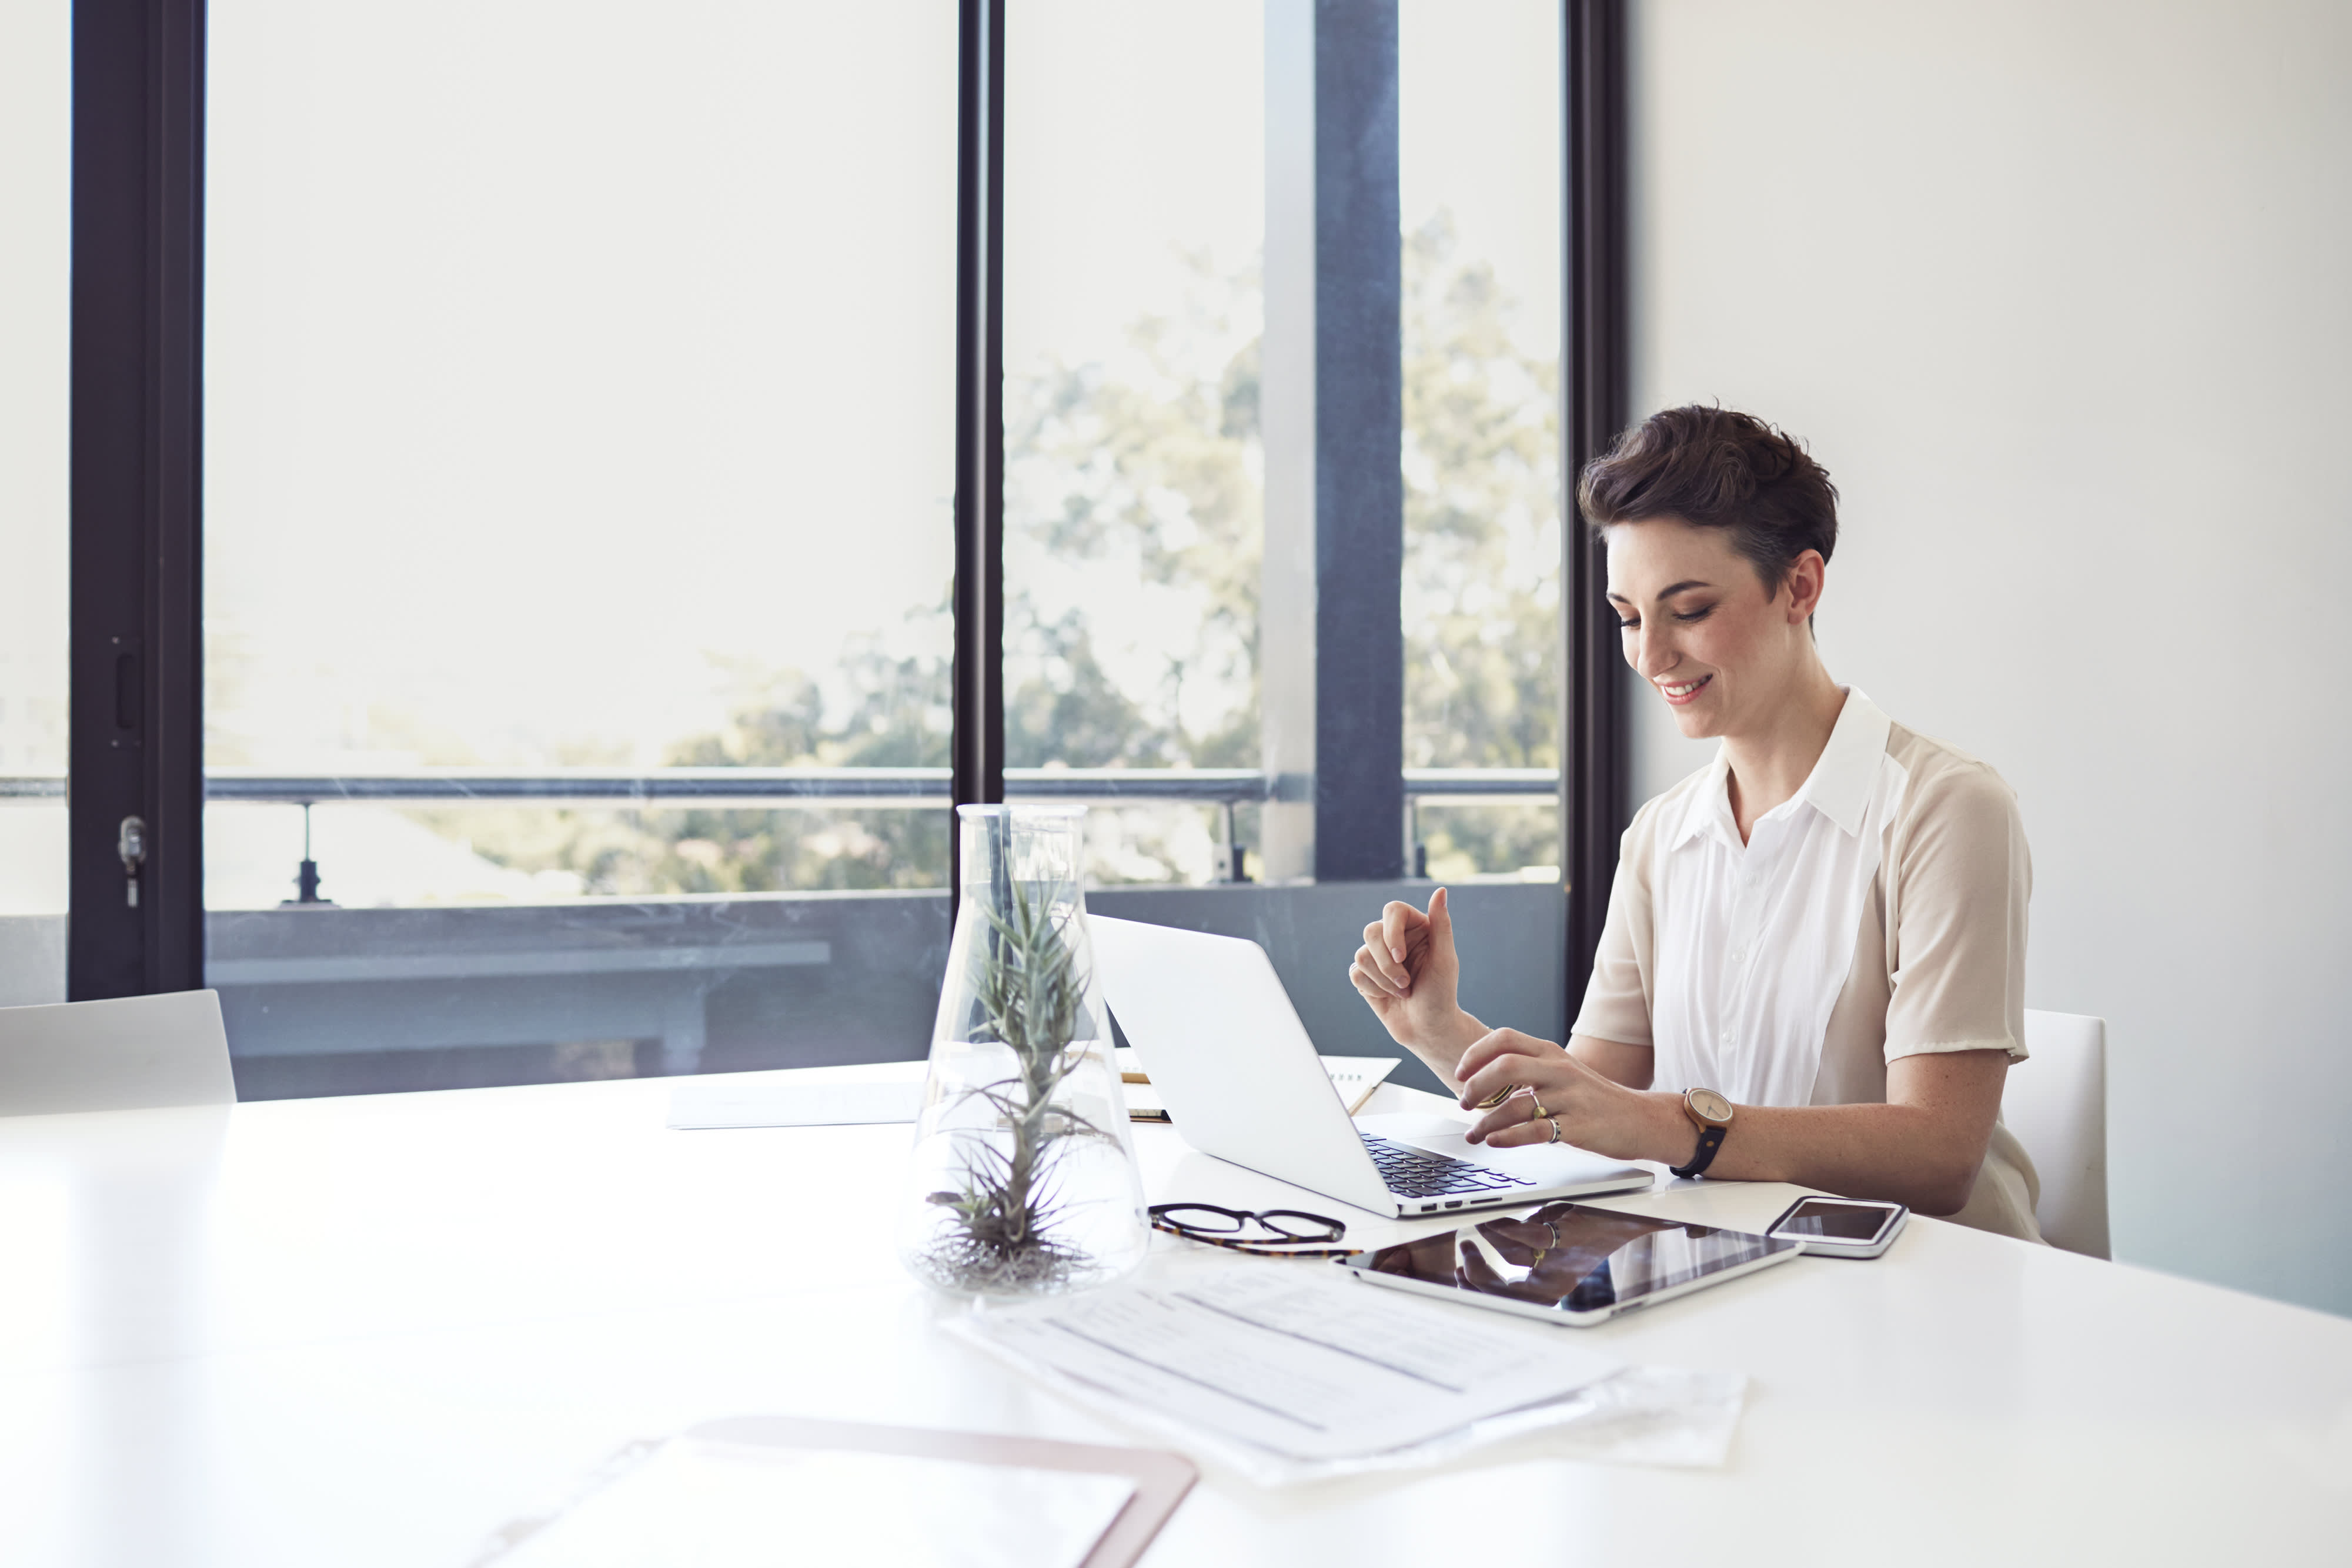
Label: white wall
xmin=1627 ymin=0 xmax=2352 ymax=1314
xmin=0 ymin=1 xmax=71 ymax=943
xmin=0 ymin=916 xmax=66 ymax=1008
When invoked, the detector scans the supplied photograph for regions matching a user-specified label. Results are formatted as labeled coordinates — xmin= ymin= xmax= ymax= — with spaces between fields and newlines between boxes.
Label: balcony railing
xmin=4 ymin=767 xmax=1558 ymax=803
xmin=1 ymin=767 xmax=1560 ymax=884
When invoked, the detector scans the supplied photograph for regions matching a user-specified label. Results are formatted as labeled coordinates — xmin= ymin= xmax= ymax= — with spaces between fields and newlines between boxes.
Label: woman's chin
xmin=1667 ymin=698 xmax=1723 ymax=740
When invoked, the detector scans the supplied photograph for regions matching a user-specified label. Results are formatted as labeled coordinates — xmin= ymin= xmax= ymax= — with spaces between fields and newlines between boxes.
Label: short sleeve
xmin=1883 ymin=762 xmax=2031 ymax=1062
xmin=1569 ymin=815 xmax=1658 ymax=1050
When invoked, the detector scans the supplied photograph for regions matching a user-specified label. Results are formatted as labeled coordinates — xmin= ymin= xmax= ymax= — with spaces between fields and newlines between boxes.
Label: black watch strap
xmin=1670 ymin=1123 xmax=1727 ymax=1179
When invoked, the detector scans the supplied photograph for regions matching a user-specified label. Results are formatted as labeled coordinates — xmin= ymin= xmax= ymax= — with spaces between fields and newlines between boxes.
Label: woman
xmin=1350 ymin=405 xmax=2040 ymax=1239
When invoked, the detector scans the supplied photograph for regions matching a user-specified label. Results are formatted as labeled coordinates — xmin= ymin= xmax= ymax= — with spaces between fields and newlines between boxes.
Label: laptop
xmin=1088 ymin=916 xmax=1653 ymax=1219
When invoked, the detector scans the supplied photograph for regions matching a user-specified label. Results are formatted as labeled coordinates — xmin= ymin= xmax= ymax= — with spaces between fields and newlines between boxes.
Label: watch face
xmin=1689 ymin=1089 xmax=1733 ymax=1125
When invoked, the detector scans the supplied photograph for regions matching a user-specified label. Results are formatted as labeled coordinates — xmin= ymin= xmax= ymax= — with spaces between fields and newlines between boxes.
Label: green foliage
xmin=460 ymin=633 xmax=953 ymax=894
xmin=1002 ymin=255 xmax=1265 ymax=775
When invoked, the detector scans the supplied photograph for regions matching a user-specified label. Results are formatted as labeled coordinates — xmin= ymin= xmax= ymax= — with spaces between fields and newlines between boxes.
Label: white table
xmin=1 ymin=1068 xmax=2345 ymax=1567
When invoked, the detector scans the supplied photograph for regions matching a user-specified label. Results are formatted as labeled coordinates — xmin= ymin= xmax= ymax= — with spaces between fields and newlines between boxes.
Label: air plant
xmin=916 ymin=875 xmax=1120 ymax=1293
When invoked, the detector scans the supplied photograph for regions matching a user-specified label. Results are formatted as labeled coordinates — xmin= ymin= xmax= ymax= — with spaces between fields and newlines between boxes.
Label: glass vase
xmin=897 ymin=804 xmax=1149 ymax=1298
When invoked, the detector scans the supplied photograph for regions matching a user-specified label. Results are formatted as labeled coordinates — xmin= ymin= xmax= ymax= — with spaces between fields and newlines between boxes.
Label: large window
xmin=204 ymin=1 xmax=960 ymax=1095
xmin=0 ymin=1 xmax=69 ymax=1005
xmin=44 ymin=0 xmax=1599 ymax=1098
xmin=1400 ymin=0 xmax=1565 ymax=884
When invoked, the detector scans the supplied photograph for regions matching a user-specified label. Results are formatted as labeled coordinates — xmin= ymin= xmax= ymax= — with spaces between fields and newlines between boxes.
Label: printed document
xmin=953 ymin=1268 xmax=1623 ymax=1460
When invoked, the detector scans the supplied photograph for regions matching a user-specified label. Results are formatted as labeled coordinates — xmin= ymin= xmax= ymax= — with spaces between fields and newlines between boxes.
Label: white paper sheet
xmin=482 ymin=1439 xmax=1134 ymax=1568
xmin=950 ymin=1268 xmax=1624 ymax=1461
xmin=667 ymin=1073 xmax=923 ymax=1129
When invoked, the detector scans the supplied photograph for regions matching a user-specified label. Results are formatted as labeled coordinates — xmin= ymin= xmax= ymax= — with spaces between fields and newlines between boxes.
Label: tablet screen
xmin=1349 ymin=1202 xmax=1796 ymax=1314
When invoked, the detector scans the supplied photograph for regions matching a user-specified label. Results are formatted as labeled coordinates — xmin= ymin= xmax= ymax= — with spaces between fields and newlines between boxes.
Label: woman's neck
xmin=1722 ymin=656 xmax=1849 ymax=842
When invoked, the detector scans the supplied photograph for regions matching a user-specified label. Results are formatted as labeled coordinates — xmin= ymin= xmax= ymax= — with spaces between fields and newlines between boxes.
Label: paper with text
xmin=953 ymin=1268 xmax=1623 ymax=1460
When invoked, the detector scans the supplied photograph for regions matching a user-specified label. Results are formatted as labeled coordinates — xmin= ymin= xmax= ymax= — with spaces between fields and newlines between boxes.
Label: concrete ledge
xmin=203 ymin=881 xmax=1565 ymax=1100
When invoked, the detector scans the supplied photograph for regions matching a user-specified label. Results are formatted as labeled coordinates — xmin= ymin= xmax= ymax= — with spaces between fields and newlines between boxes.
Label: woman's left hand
xmin=1454 ymin=1029 xmax=1661 ymax=1161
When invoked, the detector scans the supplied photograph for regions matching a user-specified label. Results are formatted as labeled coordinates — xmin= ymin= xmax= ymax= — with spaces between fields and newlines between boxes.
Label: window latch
xmin=118 ymin=814 xmax=146 ymax=908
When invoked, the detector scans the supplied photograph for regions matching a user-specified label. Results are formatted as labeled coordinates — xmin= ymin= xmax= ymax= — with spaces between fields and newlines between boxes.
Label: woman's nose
xmin=1634 ymin=624 xmax=1678 ymax=680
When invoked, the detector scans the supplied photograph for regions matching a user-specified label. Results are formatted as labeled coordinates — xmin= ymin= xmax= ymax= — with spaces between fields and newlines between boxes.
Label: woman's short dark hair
xmin=1576 ymin=406 xmax=1839 ymax=594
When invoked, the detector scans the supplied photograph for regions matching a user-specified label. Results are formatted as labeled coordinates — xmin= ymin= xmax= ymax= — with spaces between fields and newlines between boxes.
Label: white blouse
xmin=1572 ymin=688 xmax=2044 ymax=1241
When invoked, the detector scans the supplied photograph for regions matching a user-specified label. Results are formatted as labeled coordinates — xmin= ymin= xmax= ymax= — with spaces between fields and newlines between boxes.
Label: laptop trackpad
xmin=1357 ymin=1112 xmax=1516 ymax=1165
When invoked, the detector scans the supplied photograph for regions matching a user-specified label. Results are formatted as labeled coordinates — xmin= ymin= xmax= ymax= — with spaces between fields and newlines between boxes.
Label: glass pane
xmin=1001 ymin=0 xmax=1265 ymax=888
xmin=1400 ymin=0 xmax=1564 ymax=880
xmin=0 ymin=1 xmax=69 ymax=1006
xmin=205 ymin=1 xmax=959 ymax=1095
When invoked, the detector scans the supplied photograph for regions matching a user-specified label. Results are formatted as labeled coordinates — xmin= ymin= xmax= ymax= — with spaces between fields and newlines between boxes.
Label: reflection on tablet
xmin=1364 ymin=1202 xmax=1798 ymax=1314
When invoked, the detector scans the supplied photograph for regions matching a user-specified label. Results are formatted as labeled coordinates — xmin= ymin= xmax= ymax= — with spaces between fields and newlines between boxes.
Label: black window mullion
xmin=1562 ymin=0 xmax=1629 ymax=1003
xmin=68 ymin=0 xmax=207 ymax=1000
xmin=949 ymin=0 xmax=1006 ymax=898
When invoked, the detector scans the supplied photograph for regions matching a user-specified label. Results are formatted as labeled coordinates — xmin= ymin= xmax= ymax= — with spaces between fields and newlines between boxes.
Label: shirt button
xmin=1719 ymin=1028 xmax=1734 ymax=1046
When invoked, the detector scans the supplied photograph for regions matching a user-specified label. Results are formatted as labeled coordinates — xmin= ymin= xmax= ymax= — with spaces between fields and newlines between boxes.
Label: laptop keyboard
xmin=1361 ymin=1133 xmax=1538 ymax=1199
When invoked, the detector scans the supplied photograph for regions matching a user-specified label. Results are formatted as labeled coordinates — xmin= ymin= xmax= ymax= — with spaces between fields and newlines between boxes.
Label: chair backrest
xmin=2004 ymin=1009 xmax=2109 ymax=1259
xmin=0 ymin=989 xmax=236 ymax=1116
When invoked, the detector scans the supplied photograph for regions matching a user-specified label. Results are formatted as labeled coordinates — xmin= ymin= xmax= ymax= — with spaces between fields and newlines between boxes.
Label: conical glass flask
xmin=897 ymin=805 xmax=1148 ymax=1297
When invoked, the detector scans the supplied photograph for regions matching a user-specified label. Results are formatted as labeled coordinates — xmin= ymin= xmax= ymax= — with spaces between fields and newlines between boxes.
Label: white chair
xmin=2003 ymin=1009 xmax=2109 ymax=1259
xmin=0 ymin=989 xmax=236 ymax=1116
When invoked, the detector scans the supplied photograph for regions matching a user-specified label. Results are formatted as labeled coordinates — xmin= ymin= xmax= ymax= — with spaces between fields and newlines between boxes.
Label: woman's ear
xmin=1783 ymin=550 xmax=1828 ymax=623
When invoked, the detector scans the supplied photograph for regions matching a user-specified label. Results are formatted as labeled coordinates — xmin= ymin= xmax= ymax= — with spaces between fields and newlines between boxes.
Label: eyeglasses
xmin=1148 ymin=1202 xmax=1361 ymax=1258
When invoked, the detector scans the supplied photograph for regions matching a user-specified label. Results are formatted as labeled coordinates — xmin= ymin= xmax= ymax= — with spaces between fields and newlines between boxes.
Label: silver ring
xmin=1546 ymin=1116 xmax=1563 ymax=1144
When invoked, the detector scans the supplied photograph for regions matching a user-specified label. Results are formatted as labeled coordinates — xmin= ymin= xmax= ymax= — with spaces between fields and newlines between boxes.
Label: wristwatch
xmin=1671 ymin=1088 xmax=1735 ymax=1179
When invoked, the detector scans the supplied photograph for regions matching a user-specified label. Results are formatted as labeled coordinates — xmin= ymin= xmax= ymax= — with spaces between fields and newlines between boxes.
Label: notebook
xmin=1115 ymin=1048 xmax=1398 ymax=1122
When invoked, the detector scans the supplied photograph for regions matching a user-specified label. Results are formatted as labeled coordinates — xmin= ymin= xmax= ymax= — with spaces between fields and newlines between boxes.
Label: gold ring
xmin=1473 ymin=1085 xmax=1515 ymax=1110
xmin=1546 ymin=1116 xmax=1563 ymax=1144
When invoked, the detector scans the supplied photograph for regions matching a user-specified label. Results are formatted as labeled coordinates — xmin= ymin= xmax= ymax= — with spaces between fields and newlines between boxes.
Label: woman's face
xmin=1603 ymin=518 xmax=1823 ymax=741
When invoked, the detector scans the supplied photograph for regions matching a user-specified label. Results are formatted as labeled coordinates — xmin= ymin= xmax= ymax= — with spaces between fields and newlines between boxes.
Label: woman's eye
xmin=1615 ymin=618 xmax=1639 ymax=631
xmin=1672 ymin=606 xmax=1715 ymax=623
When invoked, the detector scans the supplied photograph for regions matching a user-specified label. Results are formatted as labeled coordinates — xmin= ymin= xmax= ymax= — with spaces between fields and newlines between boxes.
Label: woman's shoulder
xmin=1883 ymin=719 xmax=2023 ymax=830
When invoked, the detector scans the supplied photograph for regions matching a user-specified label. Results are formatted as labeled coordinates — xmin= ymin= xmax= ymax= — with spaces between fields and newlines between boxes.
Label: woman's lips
xmin=1658 ymin=673 xmax=1712 ymax=706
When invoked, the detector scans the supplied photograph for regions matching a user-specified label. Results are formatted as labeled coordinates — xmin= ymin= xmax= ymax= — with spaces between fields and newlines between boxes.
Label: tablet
xmin=1335 ymin=1201 xmax=1801 ymax=1326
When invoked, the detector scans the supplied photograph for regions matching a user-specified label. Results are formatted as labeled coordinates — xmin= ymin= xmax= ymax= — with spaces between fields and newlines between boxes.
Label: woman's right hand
xmin=1347 ymin=887 xmax=1471 ymax=1058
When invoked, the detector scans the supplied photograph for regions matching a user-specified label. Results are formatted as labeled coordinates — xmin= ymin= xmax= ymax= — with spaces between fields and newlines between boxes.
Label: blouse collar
xmin=1671 ymin=687 xmax=1895 ymax=850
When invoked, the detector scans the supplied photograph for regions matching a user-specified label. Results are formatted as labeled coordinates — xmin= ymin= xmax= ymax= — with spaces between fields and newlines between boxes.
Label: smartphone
xmin=1765 ymin=1195 xmax=1908 ymax=1259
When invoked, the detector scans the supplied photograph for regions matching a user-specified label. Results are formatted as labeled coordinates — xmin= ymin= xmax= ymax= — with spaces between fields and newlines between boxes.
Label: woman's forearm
xmin=1635 ymin=1051 xmax=2010 ymax=1216
xmin=1656 ymin=1099 xmax=1987 ymax=1215
xmin=1458 ymin=1038 xmax=2010 ymax=1218
xmin=1399 ymin=1009 xmax=1491 ymax=1094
